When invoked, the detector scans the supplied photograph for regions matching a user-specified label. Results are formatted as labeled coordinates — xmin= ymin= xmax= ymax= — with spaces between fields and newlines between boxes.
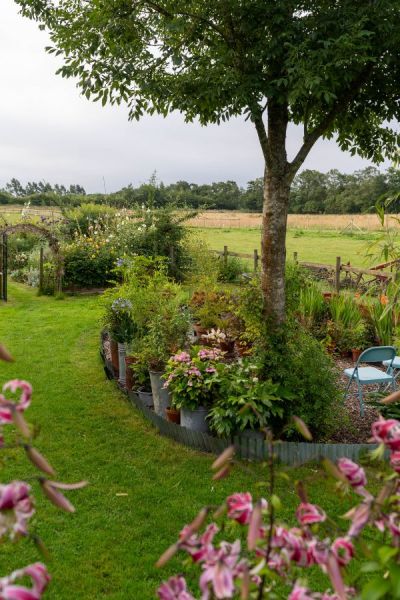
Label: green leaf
xmin=361 ymin=578 xmax=390 ymax=600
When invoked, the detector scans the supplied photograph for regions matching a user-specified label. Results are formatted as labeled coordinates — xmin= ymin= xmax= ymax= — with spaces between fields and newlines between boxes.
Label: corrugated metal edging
xmin=110 ymin=358 xmax=385 ymax=465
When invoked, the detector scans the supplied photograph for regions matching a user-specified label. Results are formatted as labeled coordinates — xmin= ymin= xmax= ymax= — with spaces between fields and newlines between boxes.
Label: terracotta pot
xmin=323 ymin=291 xmax=333 ymax=300
xmin=125 ymin=356 xmax=137 ymax=391
xmin=352 ymin=349 xmax=363 ymax=362
xmin=110 ymin=339 xmax=119 ymax=378
xmin=340 ymin=350 xmax=351 ymax=358
xmin=166 ymin=407 xmax=180 ymax=424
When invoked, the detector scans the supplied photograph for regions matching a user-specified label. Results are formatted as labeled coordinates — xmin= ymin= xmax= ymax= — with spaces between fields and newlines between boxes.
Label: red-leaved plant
xmin=156 ymin=391 xmax=400 ymax=599
xmin=0 ymin=343 xmax=86 ymax=598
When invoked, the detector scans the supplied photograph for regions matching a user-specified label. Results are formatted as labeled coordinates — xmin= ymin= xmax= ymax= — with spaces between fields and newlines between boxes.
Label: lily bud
xmin=211 ymin=446 xmax=235 ymax=471
xmin=25 ymin=446 xmax=55 ymax=476
xmin=155 ymin=543 xmax=179 ymax=568
xmin=40 ymin=480 xmax=75 ymax=513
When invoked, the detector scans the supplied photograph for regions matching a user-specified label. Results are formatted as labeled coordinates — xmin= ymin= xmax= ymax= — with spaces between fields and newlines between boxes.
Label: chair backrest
xmin=357 ymin=346 xmax=396 ymax=366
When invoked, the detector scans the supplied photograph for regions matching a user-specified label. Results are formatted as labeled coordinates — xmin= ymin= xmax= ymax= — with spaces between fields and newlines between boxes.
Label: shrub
xmin=63 ymin=241 xmax=117 ymax=288
xmin=217 ymin=256 xmax=246 ymax=282
xmin=61 ymin=203 xmax=117 ymax=238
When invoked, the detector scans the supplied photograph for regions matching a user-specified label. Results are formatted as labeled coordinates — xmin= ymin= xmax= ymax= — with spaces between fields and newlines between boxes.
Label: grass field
xmin=0 ymin=284 xmax=359 ymax=598
xmin=196 ymin=227 xmax=379 ymax=267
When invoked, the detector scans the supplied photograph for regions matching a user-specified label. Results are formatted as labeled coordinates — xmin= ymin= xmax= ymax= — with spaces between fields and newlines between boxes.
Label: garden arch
xmin=0 ymin=223 xmax=63 ymax=301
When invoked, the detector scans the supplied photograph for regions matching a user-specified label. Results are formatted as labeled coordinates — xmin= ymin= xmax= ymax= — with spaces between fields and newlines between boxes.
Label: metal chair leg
xmin=357 ymin=380 xmax=364 ymax=416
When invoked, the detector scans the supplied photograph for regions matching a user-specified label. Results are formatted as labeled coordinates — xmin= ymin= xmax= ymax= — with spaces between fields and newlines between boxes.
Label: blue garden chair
xmin=383 ymin=356 xmax=400 ymax=383
xmin=344 ymin=346 xmax=396 ymax=416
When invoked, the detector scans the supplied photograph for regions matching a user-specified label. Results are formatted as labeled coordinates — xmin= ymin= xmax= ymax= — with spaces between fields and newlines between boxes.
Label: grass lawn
xmin=0 ymin=284 xmax=364 ymax=598
xmin=195 ymin=228 xmax=378 ymax=267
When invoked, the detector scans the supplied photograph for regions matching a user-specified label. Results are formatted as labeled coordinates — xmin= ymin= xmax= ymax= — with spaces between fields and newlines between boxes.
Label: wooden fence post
xmin=335 ymin=256 xmax=341 ymax=294
xmin=39 ymin=246 xmax=44 ymax=295
xmin=253 ymin=249 xmax=259 ymax=272
xmin=293 ymin=251 xmax=298 ymax=263
xmin=223 ymin=245 xmax=228 ymax=266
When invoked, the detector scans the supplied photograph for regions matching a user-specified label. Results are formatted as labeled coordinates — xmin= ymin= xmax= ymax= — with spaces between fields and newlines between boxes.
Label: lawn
xmin=0 ymin=284 xmax=363 ymax=598
xmin=195 ymin=228 xmax=378 ymax=267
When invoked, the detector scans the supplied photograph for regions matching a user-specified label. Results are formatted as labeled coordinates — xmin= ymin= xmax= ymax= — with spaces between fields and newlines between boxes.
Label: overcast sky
xmin=0 ymin=0 xmax=391 ymax=193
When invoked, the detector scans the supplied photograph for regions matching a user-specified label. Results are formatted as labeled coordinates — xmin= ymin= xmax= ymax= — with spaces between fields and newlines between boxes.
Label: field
xmin=195 ymin=227 xmax=379 ymax=267
xmin=188 ymin=211 xmax=399 ymax=231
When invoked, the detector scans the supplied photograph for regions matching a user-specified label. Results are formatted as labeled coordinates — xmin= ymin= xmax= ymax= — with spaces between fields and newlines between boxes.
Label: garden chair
xmin=383 ymin=355 xmax=400 ymax=383
xmin=343 ymin=346 xmax=396 ymax=416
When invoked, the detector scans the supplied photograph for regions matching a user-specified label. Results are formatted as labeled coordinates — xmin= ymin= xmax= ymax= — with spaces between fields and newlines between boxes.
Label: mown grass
xmin=196 ymin=228 xmax=379 ymax=267
xmin=0 ymin=284 xmax=366 ymax=598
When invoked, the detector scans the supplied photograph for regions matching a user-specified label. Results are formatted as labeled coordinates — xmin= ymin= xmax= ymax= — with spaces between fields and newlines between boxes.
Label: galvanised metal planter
xmin=137 ymin=389 xmax=153 ymax=408
xmin=180 ymin=406 xmax=209 ymax=433
xmin=149 ymin=370 xmax=170 ymax=418
xmin=117 ymin=343 xmax=127 ymax=387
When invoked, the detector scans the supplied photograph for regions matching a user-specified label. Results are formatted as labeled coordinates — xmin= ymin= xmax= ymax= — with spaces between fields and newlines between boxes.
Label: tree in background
xmin=16 ymin=0 xmax=400 ymax=321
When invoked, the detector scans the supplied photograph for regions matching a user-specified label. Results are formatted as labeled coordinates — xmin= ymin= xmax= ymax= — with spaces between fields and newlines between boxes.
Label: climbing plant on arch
xmin=0 ymin=223 xmax=63 ymax=301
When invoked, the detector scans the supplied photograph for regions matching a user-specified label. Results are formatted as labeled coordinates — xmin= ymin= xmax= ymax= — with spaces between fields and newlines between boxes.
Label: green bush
xmin=217 ymin=256 xmax=246 ymax=282
xmin=257 ymin=321 xmax=341 ymax=439
xmin=61 ymin=203 xmax=117 ymax=238
xmin=63 ymin=243 xmax=116 ymax=288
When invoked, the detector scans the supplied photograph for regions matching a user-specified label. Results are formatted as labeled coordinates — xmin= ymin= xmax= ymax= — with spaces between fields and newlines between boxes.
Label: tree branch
xmin=288 ymin=63 xmax=375 ymax=181
xmin=252 ymin=111 xmax=270 ymax=165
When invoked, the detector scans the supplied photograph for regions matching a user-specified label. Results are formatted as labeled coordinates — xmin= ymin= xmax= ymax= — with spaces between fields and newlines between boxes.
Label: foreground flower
xmin=199 ymin=540 xmax=241 ymax=600
xmin=0 ymin=562 xmax=50 ymax=599
xmin=337 ymin=458 xmax=368 ymax=494
xmin=158 ymin=576 xmax=196 ymax=600
xmin=296 ymin=503 xmax=326 ymax=526
xmin=0 ymin=380 xmax=32 ymax=423
xmin=372 ymin=417 xmax=400 ymax=450
xmin=227 ymin=493 xmax=253 ymax=525
xmin=0 ymin=481 xmax=35 ymax=540
xmin=331 ymin=537 xmax=354 ymax=566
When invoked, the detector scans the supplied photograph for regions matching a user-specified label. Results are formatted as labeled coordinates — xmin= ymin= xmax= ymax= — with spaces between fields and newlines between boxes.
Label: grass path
xmin=0 ymin=284 xmax=351 ymax=598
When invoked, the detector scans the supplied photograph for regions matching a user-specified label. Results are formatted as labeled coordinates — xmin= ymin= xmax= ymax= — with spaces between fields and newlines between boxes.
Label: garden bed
xmin=100 ymin=345 xmax=383 ymax=465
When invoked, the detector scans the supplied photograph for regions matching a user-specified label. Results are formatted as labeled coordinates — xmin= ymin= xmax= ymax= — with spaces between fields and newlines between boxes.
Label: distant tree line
xmin=1 ymin=167 xmax=399 ymax=213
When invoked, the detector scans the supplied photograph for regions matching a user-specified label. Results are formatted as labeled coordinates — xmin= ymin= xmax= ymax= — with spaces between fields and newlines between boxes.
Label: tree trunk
xmin=261 ymin=169 xmax=290 ymax=323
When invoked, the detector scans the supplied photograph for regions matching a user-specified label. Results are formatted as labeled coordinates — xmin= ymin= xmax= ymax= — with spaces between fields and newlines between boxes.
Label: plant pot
xmin=117 ymin=342 xmax=127 ymax=387
xmin=352 ymin=349 xmax=363 ymax=362
xmin=149 ymin=370 xmax=170 ymax=418
xmin=339 ymin=350 xmax=351 ymax=358
xmin=166 ymin=407 xmax=180 ymax=424
xmin=125 ymin=356 xmax=137 ymax=391
xmin=323 ymin=292 xmax=333 ymax=300
xmin=181 ymin=406 xmax=209 ymax=432
xmin=138 ymin=388 xmax=153 ymax=408
xmin=110 ymin=339 xmax=119 ymax=378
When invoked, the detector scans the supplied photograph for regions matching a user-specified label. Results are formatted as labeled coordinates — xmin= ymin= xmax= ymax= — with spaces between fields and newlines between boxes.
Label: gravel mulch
xmin=329 ymin=356 xmax=387 ymax=444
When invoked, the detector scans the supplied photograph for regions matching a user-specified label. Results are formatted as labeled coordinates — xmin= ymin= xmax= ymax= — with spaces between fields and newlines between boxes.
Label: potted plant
xmin=208 ymin=360 xmax=286 ymax=439
xmin=130 ymin=355 xmax=153 ymax=407
xmin=166 ymin=406 xmax=180 ymax=424
xmin=102 ymin=296 xmax=136 ymax=387
xmin=163 ymin=347 xmax=225 ymax=432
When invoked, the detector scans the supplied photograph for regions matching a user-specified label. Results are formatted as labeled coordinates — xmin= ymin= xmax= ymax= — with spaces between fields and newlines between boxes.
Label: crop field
xmin=188 ymin=211 xmax=399 ymax=231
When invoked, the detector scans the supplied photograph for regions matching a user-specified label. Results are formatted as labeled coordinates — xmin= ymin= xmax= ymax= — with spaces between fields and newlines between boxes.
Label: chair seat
xmin=383 ymin=357 xmax=400 ymax=369
xmin=344 ymin=366 xmax=394 ymax=383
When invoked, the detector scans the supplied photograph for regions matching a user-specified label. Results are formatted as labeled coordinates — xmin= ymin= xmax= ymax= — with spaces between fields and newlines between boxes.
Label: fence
xmin=215 ymin=246 xmax=398 ymax=292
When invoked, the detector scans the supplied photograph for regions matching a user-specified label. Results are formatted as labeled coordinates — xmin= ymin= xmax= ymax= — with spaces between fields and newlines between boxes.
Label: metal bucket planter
xmin=149 ymin=370 xmax=170 ymax=418
xmin=137 ymin=389 xmax=154 ymax=408
xmin=110 ymin=339 xmax=119 ymax=378
xmin=181 ymin=406 xmax=209 ymax=433
xmin=117 ymin=343 xmax=127 ymax=387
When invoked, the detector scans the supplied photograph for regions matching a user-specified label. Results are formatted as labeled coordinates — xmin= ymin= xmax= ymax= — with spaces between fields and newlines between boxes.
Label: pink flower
xmin=296 ymin=503 xmax=326 ymax=526
xmin=331 ymin=537 xmax=354 ymax=566
xmin=372 ymin=417 xmax=400 ymax=451
xmin=0 ymin=562 xmax=50 ymax=599
xmin=390 ymin=451 xmax=400 ymax=473
xmin=346 ymin=502 xmax=371 ymax=538
xmin=179 ymin=523 xmax=219 ymax=563
xmin=0 ymin=380 xmax=32 ymax=424
xmin=199 ymin=540 xmax=241 ymax=599
xmin=337 ymin=458 xmax=367 ymax=492
xmin=0 ymin=482 xmax=35 ymax=540
xmin=288 ymin=582 xmax=318 ymax=599
xmin=227 ymin=493 xmax=253 ymax=525
xmin=388 ymin=513 xmax=400 ymax=537
xmin=270 ymin=527 xmax=313 ymax=567
xmin=172 ymin=352 xmax=191 ymax=363
xmin=157 ymin=576 xmax=196 ymax=600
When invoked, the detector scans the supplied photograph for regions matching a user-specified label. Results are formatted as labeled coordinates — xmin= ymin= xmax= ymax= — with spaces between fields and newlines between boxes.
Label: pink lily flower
xmin=372 ymin=417 xmax=400 ymax=451
xmin=157 ymin=576 xmax=196 ymax=600
xmin=179 ymin=523 xmax=219 ymax=563
xmin=296 ymin=503 xmax=326 ymax=526
xmin=345 ymin=502 xmax=371 ymax=538
xmin=0 ymin=481 xmax=35 ymax=540
xmin=0 ymin=381 xmax=32 ymax=424
xmin=0 ymin=562 xmax=50 ymax=599
xmin=390 ymin=450 xmax=400 ymax=473
xmin=337 ymin=458 xmax=367 ymax=493
xmin=226 ymin=493 xmax=253 ymax=525
xmin=331 ymin=537 xmax=354 ymax=567
xmin=199 ymin=540 xmax=241 ymax=600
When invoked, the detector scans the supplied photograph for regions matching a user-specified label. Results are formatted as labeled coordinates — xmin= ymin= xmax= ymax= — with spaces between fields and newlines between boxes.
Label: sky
xmin=0 ymin=1 xmax=391 ymax=194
